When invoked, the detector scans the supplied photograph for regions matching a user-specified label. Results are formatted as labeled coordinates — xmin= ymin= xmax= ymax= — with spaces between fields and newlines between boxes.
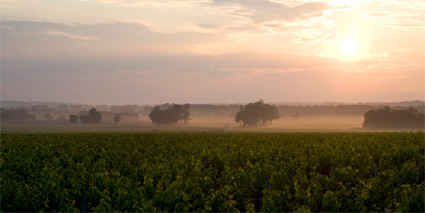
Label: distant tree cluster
xmin=1 ymin=108 xmax=36 ymax=122
xmin=235 ymin=100 xmax=279 ymax=126
xmin=69 ymin=108 xmax=103 ymax=123
xmin=149 ymin=104 xmax=190 ymax=125
xmin=79 ymin=108 xmax=102 ymax=123
xmin=363 ymin=106 xmax=424 ymax=130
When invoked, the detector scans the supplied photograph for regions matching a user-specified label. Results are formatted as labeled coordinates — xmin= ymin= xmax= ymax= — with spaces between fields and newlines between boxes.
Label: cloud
xmin=198 ymin=24 xmax=220 ymax=29
xmin=0 ymin=51 xmax=348 ymax=104
xmin=212 ymin=0 xmax=331 ymax=23
xmin=1 ymin=1 xmax=423 ymax=104
xmin=379 ymin=15 xmax=425 ymax=28
xmin=363 ymin=11 xmax=425 ymax=29
xmin=2 ymin=30 xmax=423 ymax=104
xmin=4 ymin=50 xmax=422 ymax=104
xmin=0 ymin=20 xmax=230 ymax=59
xmin=46 ymin=31 xmax=97 ymax=40
xmin=364 ymin=11 xmax=390 ymax=18
xmin=96 ymin=0 xmax=208 ymax=7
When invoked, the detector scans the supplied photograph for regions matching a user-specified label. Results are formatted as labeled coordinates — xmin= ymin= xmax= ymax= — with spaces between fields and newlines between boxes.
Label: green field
xmin=1 ymin=132 xmax=424 ymax=212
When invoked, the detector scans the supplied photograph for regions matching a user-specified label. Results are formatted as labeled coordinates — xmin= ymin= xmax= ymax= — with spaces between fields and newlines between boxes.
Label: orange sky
xmin=1 ymin=0 xmax=424 ymax=104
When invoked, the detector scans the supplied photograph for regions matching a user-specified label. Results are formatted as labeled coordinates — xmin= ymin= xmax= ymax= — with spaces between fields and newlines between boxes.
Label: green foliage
xmin=321 ymin=191 xmax=339 ymax=212
xmin=1 ymin=132 xmax=424 ymax=212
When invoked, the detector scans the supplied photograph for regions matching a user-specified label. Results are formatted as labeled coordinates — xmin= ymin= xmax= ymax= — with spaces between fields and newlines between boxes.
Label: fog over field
xmin=1 ymin=100 xmax=423 ymax=133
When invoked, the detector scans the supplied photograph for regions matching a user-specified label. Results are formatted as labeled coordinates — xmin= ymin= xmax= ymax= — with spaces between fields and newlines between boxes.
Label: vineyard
xmin=1 ymin=132 xmax=424 ymax=212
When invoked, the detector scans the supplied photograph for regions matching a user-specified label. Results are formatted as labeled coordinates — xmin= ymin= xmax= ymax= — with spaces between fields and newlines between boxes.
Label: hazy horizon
xmin=1 ymin=0 xmax=424 ymax=105
xmin=1 ymin=99 xmax=424 ymax=107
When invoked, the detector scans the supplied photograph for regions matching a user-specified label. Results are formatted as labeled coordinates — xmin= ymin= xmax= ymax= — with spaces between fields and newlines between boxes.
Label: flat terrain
xmin=1 ymin=116 xmax=365 ymax=133
xmin=3 ymin=117 xmax=422 ymax=211
xmin=2 ymin=132 xmax=423 ymax=212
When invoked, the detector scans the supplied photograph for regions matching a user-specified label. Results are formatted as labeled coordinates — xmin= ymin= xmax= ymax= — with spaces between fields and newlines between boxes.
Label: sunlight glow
xmin=340 ymin=38 xmax=357 ymax=56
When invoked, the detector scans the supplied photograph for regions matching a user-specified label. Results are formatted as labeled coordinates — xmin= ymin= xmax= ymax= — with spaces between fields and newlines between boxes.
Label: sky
xmin=1 ymin=0 xmax=424 ymax=105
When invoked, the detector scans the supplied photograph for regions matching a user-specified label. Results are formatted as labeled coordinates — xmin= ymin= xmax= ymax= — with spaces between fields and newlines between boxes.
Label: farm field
xmin=1 ymin=132 xmax=424 ymax=212
xmin=0 ymin=116 xmax=365 ymax=133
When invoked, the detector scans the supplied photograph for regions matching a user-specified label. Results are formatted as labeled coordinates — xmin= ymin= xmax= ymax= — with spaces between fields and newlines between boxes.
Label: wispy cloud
xmin=96 ymin=0 xmax=208 ymax=7
xmin=1 ymin=20 xmax=230 ymax=58
xmin=363 ymin=11 xmax=425 ymax=29
xmin=211 ymin=0 xmax=331 ymax=23
xmin=46 ymin=31 xmax=98 ymax=40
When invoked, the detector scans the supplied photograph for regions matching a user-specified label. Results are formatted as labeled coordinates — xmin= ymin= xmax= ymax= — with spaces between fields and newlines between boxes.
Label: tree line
xmin=141 ymin=102 xmax=424 ymax=119
xmin=363 ymin=106 xmax=424 ymax=130
xmin=68 ymin=108 xmax=103 ymax=123
xmin=0 ymin=101 xmax=284 ymax=127
xmin=3 ymin=103 xmax=424 ymax=130
xmin=68 ymin=108 xmax=122 ymax=124
xmin=0 ymin=108 xmax=36 ymax=122
xmin=147 ymin=101 xmax=280 ymax=127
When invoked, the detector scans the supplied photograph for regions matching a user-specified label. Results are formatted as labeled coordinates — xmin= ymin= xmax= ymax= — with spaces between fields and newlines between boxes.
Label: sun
xmin=340 ymin=38 xmax=357 ymax=56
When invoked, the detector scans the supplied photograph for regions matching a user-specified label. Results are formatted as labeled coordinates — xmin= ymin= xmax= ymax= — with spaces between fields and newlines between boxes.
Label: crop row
xmin=1 ymin=132 xmax=424 ymax=212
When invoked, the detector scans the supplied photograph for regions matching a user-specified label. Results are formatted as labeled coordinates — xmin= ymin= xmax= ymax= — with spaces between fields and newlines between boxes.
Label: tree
xmin=181 ymin=104 xmax=191 ymax=124
xmin=0 ymin=108 xmax=33 ymax=122
xmin=69 ymin=114 xmax=78 ymax=123
xmin=363 ymin=106 xmax=424 ymax=130
xmin=113 ymin=114 xmax=121 ymax=124
xmin=80 ymin=108 xmax=102 ymax=123
xmin=149 ymin=106 xmax=162 ymax=125
xmin=234 ymin=100 xmax=279 ymax=126
xmin=261 ymin=104 xmax=280 ymax=124
xmin=149 ymin=104 xmax=191 ymax=125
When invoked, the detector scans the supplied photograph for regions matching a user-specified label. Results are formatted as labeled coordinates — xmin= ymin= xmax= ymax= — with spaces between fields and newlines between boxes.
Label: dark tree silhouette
xmin=363 ymin=106 xmax=424 ymax=130
xmin=113 ymin=114 xmax=121 ymax=124
xmin=149 ymin=104 xmax=191 ymax=125
xmin=80 ymin=108 xmax=102 ymax=123
xmin=69 ymin=114 xmax=78 ymax=123
xmin=181 ymin=104 xmax=191 ymax=124
xmin=0 ymin=108 xmax=34 ymax=122
xmin=235 ymin=100 xmax=279 ymax=126
xmin=149 ymin=106 xmax=162 ymax=125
